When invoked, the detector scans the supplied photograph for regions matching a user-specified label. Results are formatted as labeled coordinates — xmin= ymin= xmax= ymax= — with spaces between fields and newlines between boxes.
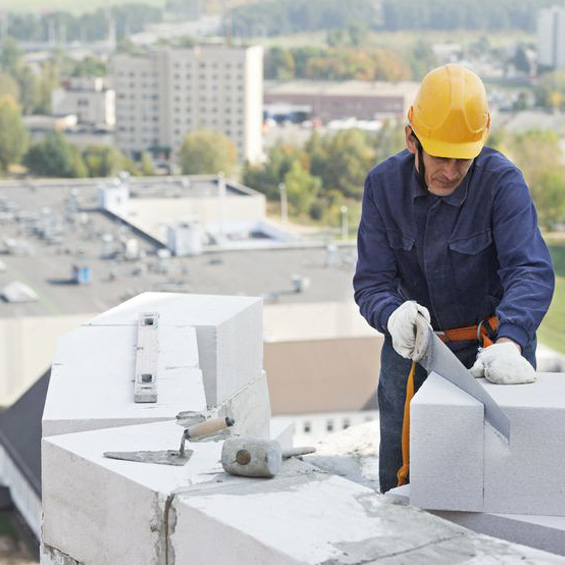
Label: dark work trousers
xmin=377 ymin=333 xmax=537 ymax=494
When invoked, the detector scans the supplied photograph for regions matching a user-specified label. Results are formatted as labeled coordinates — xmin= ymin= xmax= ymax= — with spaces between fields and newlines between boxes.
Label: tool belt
xmin=436 ymin=315 xmax=498 ymax=348
xmin=396 ymin=315 xmax=498 ymax=489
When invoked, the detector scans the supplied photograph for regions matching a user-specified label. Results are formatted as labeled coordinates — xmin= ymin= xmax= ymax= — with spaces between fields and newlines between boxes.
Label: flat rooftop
xmin=264 ymin=79 xmax=419 ymax=98
xmin=0 ymin=177 xmax=356 ymax=318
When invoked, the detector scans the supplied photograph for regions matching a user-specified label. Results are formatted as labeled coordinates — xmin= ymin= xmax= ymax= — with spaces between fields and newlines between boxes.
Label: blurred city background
xmin=1 ymin=0 xmax=565 ymax=561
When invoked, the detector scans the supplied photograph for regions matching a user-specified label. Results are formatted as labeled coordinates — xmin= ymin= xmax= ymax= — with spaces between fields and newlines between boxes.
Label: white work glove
xmin=387 ymin=301 xmax=431 ymax=361
xmin=470 ymin=343 xmax=536 ymax=384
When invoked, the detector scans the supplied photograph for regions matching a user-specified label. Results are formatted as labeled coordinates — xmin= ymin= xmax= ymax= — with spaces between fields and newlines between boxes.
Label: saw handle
xmin=184 ymin=417 xmax=235 ymax=440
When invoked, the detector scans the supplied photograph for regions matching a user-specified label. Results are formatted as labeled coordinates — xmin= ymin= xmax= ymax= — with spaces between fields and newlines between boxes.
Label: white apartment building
xmin=51 ymin=77 xmax=116 ymax=126
xmin=538 ymin=6 xmax=565 ymax=70
xmin=112 ymin=45 xmax=263 ymax=163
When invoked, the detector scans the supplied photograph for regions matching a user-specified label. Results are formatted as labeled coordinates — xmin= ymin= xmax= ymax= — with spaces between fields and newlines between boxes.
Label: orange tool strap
xmin=396 ymin=316 xmax=498 ymax=488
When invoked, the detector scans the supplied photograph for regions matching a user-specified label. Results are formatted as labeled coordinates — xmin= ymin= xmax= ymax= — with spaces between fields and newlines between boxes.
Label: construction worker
xmin=353 ymin=64 xmax=555 ymax=494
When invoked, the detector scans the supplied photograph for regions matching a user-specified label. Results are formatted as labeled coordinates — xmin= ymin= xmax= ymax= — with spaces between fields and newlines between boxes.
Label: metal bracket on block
xmin=134 ymin=312 xmax=159 ymax=403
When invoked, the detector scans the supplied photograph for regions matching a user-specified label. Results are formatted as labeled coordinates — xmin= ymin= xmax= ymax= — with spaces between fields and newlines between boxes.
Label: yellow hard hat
xmin=408 ymin=64 xmax=491 ymax=159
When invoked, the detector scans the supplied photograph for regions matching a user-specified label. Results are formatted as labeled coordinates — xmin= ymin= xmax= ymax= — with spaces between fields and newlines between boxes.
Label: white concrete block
xmin=385 ymin=484 xmax=411 ymax=504
xmin=270 ymin=417 xmax=295 ymax=450
xmin=42 ymin=420 xmax=565 ymax=565
xmin=172 ymin=475 xmax=473 ymax=565
xmin=435 ymin=510 xmax=565 ymax=557
xmin=387 ymin=484 xmax=565 ymax=558
xmin=410 ymin=372 xmax=484 ymax=511
xmin=482 ymin=373 xmax=565 ymax=516
xmin=410 ymin=372 xmax=565 ymax=516
xmin=42 ymin=438 xmax=168 ymax=565
xmin=86 ymin=292 xmax=263 ymax=406
xmin=209 ymin=371 xmax=271 ymax=439
xmin=43 ymin=324 xmax=206 ymax=436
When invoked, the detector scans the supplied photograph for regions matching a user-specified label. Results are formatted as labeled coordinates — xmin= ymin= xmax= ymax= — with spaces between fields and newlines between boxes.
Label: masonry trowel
xmin=414 ymin=318 xmax=511 ymax=443
xmin=103 ymin=416 xmax=235 ymax=466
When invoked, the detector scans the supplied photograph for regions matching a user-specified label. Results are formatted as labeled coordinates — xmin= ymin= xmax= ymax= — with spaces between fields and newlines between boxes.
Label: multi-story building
xmin=538 ymin=6 xmax=565 ymax=70
xmin=112 ymin=45 xmax=263 ymax=163
xmin=51 ymin=77 xmax=115 ymax=126
xmin=264 ymin=80 xmax=419 ymax=124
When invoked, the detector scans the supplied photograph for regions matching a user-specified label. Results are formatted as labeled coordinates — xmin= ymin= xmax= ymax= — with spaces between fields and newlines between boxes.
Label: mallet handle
xmin=282 ymin=446 xmax=316 ymax=459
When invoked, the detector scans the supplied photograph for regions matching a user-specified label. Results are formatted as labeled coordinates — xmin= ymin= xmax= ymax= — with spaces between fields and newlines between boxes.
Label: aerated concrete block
xmin=387 ymin=484 xmax=565 ymax=557
xmin=43 ymin=323 xmax=206 ymax=436
xmin=209 ymin=371 xmax=271 ymax=439
xmin=435 ymin=510 xmax=565 ymax=557
xmin=87 ymin=292 xmax=263 ymax=406
xmin=410 ymin=372 xmax=484 ymax=512
xmin=270 ymin=416 xmax=295 ymax=450
xmin=411 ymin=372 xmax=565 ymax=516
xmin=482 ymin=373 xmax=565 ymax=516
xmin=171 ymin=475 xmax=477 ymax=565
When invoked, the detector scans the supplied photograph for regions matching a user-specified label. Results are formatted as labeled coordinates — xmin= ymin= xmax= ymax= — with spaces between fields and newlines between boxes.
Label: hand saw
xmin=417 ymin=325 xmax=511 ymax=442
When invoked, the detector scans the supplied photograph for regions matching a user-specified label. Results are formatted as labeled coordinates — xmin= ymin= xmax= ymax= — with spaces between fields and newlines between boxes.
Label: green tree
xmin=535 ymin=168 xmax=565 ymax=230
xmin=535 ymin=71 xmax=565 ymax=111
xmin=347 ymin=24 xmax=367 ymax=47
xmin=140 ymin=152 xmax=155 ymax=176
xmin=71 ymin=145 xmax=88 ymax=178
xmin=0 ymin=71 xmax=20 ymax=103
xmin=15 ymin=66 xmax=40 ymax=115
xmin=374 ymin=120 xmax=406 ymax=163
xmin=500 ymin=129 xmax=565 ymax=230
xmin=24 ymin=132 xmax=86 ymax=178
xmin=0 ymin=97 xmax=28 ymax=173
xmin=264 ymin=47 xmax=295 ymax=80
xmin=83 ymin=145 xmax=126 ymax=177
xmin=321 ymin=129 xmax=376 ymax=198
xmin=283 ymin=160 xmax=321 ymax=214
xmin=179 ymin=130 xmax=238 ymax=175
xmin=505 ymin=130 xmax=562 ymax=189
xmin=326 ymin=28 xmax=344 ymax=47
xmin=243 ymin=142 xmax=309 ymax=199
xmin=304 ymin=130 xmax=329 ymax=179
xmin=0 ymin=39 xmax=23 ymax=77
xmin=72 ymin=56 xmax=107 ymax=78
xmin=36 ymin=54 xmax=68 ymax=114
xmin=406 ymin=39 xmax=438 ymax=80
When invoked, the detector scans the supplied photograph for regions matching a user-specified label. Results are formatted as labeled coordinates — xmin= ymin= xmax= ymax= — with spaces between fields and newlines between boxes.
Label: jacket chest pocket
xmin=448 ymin=229 xmax=494 ymax=294
xmin=386 ymin=228 xmax=415 ymax=252
xmin=386 ymin=228 xmax=417 ymax=278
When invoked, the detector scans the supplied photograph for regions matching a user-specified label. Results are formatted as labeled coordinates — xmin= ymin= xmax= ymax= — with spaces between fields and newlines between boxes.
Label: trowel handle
xmin=184 ymin=417 xmax=235 ymax=440
xmin=281 ymin=446 xmax=316 ymax=459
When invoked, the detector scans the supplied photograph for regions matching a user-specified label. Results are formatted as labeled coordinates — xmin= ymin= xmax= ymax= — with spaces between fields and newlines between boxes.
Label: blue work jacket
xmin=353 ymin=146 xmax=555 ymax=350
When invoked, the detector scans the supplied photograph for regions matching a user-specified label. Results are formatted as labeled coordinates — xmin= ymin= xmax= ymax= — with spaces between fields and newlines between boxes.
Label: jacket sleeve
xmin=353 ymin=173 xmax=404 ymax=333
xmin=493 ymin=168 xmax=555 ymax=349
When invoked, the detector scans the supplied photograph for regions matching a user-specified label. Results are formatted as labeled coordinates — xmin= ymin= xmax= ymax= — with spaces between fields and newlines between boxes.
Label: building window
xmin=342 ymin=419 xmax=350 ymax=430
xmin=326 ymin=420 xmax=334 ymax=432
xmin=303 ymin=421 xmax=311 ymax=433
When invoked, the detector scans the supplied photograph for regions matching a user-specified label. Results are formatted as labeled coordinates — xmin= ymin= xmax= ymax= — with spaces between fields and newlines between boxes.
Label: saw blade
xmin=103 ymin=450 xmax=192 ymax=466
xmin=419 ymin=328 xmax=511 ymax=442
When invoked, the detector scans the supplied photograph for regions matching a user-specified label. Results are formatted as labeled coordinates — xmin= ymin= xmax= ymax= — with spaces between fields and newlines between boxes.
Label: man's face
xmin=405 ymin=127 xmax=474 ymax=197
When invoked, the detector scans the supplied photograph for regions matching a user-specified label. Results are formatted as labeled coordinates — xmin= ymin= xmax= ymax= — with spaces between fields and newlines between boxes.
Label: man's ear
xmin=405 ymin=126 xmax=417 ymax=155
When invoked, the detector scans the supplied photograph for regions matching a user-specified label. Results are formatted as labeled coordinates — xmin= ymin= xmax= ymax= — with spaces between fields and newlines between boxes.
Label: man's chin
xmin=428 ymin=183 xmax=458 ymax=196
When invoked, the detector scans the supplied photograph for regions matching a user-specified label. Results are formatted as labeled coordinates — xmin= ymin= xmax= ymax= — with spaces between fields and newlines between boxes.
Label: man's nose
xmin=442 ymin=159 xmax=459 ymax=179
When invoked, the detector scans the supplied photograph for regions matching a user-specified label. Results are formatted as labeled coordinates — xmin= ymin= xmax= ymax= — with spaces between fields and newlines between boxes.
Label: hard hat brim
xmin=419 ymin=134 xmax=487 ymax=160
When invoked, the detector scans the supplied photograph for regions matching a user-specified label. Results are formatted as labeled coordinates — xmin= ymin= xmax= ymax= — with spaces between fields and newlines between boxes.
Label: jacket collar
xmin=411 ymin=161 xmax=474 ymax=207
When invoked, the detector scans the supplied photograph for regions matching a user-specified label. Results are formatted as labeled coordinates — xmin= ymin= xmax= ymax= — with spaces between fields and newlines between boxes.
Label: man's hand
xmin=470 ymin=342 xmax=536 ymax=384
xmin=387 ymin=301 xmax=431 ymax=361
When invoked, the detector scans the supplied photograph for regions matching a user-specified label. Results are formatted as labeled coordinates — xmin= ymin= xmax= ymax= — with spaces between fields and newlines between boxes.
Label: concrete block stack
xmin=389 ymin=371 xmax=565 ymax=556
xmin=41 ymin=293 xmax=564 ymax=564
